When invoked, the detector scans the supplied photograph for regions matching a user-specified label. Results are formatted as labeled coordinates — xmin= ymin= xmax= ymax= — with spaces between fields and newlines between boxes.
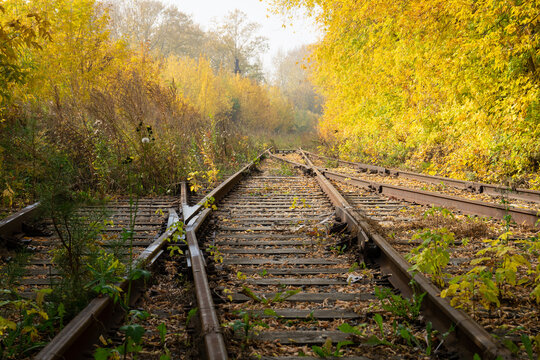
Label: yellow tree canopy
xmin=270 ymin=0 xmax=540 ymax=185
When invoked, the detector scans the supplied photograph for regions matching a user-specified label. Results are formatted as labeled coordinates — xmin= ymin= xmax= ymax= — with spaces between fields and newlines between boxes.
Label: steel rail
xmin=321 ymin=168 xmax=539 ymax=226
xmin=35 ymin=209 xmax=180 ymax=360
xmin=180 ymin=150 xmax=271 ymax=359
xmin=0 ymin=202 xmax=40 ymax=237
xmin=272 ymin=151 xmax=539 ymax=226
xmin=183 ymin=150 xmax=269 ymax=225
xmin=271 ymin=151 xmax=510 ymax=359
xmin=181 ymin=182 xmax=228 ymax=360
xmin=303 ymin=149 xmax=540 ymax=203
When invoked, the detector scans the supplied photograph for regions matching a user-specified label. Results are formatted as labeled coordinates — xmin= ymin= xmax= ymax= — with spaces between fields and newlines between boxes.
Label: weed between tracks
xmin=95 ymin=257 xmax=197 ymax=359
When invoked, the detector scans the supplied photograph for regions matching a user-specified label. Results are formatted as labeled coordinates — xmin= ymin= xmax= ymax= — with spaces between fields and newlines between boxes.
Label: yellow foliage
xmin=270 ymin=0 xmax=540 ymax=185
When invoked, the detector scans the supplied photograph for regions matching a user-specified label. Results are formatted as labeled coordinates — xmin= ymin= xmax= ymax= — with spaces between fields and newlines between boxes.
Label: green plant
xmin=226 ymin=310 xmax=269 ymax=350
xmin=441 ymin=267 xmax=499 ymax=315
xmin=311 ymin=337 xmax=353 ymax=358
xmin=374 ymin=287 xmax=425 ymax=322
xmin=338 ymin=322 xmax=367 ymax=337
xmin=186 ymin=307 xmax=198 ymax=327
xmin=166 ymin=220 xmax=186 ymax=256
xmin=423 ymin=206 xmax=454 ymax=220
xmin=203 ymin=196 xmax=218 ymax=210
xmin=394 ymin=321 xmax=422 ymax=349
xmin=0 ymin=250 xmax=30 ymax=290
xmin=240 ymin=285 xmax=300 ymax=305
xmin=406 ymin=228 xmax=454 ymax=287
xmin=85 ymin=250 xmax=125 ymax=302
xmin=47 ymin=202 xmax=109 ymax=314
xmin=157 ymin=322 xmax=171 ymax=360
xmin=324 ymin=159 xmax=339 ymax=168
xmin=500 ymin=198 xmax=515 ymax=232
xmin=278 ymin=162 xmax=294 ymax=176
xmin=206 ymin=245 xmax=224 ymax=264
xmin=520 ymin=333 xmax=540 ymax=360
xmin=365 ymin=314 xmax=392 ymax=346
xmin=330 ymin=244 xmax=347 ymax=255
xmin=94 ymin=309 xmax=150 ymax=360
xmin=187 ymin=171 xmax=202 ymax=193
xmin=289 ymin=196 xmax=310 ymax=210
xmin=475 ymin=234 xmax=531 ymax=299
xmin=0 ymin=288 xmax=61 ymax=359
xmin=443 ymin=232 xmax=540 ymax=313
xmin=348 ymin=262 xmax=359 ymax=273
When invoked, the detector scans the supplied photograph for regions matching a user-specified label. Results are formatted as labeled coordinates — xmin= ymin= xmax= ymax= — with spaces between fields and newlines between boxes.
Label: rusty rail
xmin=273 ymin=150 xmax=539 ymax=226
xmin=0 ymin=202 xmax=40 ymax=237
xmin=180 ymin=151 xmax=269 ymax=359
xmin=268 ymin=150 xmax=511 ymax=359
xmin=35 ymin=209 xmax=180 ymax=360
xmin=304 ymin=150 xmax=540 ymax=203
xmin=182 ymin=182 xmax=227 ymax=360
xmin=321 ymin=168 xmax=539 ymax=226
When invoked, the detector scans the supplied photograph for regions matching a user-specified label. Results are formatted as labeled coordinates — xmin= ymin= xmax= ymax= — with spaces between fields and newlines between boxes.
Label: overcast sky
xmin=162 ymin=0 xmax=321 ymax=75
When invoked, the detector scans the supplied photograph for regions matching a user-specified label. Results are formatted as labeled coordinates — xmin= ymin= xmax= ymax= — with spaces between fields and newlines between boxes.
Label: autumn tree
xmin=106 ymin=0 xmax=205 ymax=58
xmin=269 ymin=0 xmax=540 ymax=186
xmin=0 ymin=4 xmax=50 ymax=105
xmin=273 ymin=45 xmax=321 ymax=114
xmin=207 ymin=9 xmax=269 ymax=81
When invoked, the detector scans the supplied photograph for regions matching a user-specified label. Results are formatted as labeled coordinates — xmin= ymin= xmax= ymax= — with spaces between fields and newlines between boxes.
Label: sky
xmin=163 ymin=0 xmax=321 ymax=75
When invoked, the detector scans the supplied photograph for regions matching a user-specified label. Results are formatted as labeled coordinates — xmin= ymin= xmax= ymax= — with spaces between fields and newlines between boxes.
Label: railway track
xmin=302 ymin=150 xmax=540 ymax=204
xmin=2 ymin=150 xmax=536 ymax=359
xmin=8 ymin=198 xmax=177 ymax=297
xmin=274 ymin=150 xmax=540 ymax=227
xmin=185 ymin=153 xmax=511 ymax=359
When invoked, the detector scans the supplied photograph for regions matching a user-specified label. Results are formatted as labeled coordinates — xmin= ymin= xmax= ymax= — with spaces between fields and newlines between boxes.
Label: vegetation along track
xmin=281 ymin=150 xmax=540 ymax=227
xmin=3 ymin=150 xmax=536 ymax=359
xmin=2 ymin=198 xmax=177 ymax=297
xmin=0 ymin=197 xmax=179 ymax=358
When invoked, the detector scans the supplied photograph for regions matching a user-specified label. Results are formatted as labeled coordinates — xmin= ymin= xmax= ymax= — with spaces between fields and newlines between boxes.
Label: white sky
xmin=162 ymin=0 xmax=321 ymax=76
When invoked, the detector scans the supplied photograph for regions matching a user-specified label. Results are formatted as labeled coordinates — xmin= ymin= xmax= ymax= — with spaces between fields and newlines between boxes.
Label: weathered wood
xmin=215 ymin=217 xmax=320 ymax=223
xmin=220 ymin=248 xmax=309 ymax=255
xmin=218 ymin=227 xmax=301 ymax=232
xmin=214 ymin=233 xmax=311 ymax=239
xmin=247 ymin=278 xmax=347 ymax=286
xmin=252 ymin=331 xmax=350 ymax=343
xmin=223 ymin=258 xmax=340 ymax=265
xmin=239 ymin=268 xmax=349 ymax=275
xmin=255 ymin=357 xmax=370 ymax=360
xmin=217 ymin=240 xmax=315 ymax=246
xmin=231 ymin=292 xmax=375 ymax=302
xmin=249 ymin=308 xmax=360 ymax=319
xmin=20 ymin=278 xmax=60 ymax=285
